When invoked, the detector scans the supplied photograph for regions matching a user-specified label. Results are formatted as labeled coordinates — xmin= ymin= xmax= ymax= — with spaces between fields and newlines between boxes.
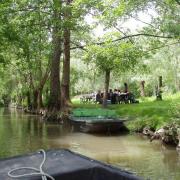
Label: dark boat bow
xmin=0 ymin=149 xmax=143 ymax=180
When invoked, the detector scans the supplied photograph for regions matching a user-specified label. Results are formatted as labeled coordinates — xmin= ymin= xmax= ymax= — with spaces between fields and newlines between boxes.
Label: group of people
xmin=96 ymin=83 xmax=138 ymax=104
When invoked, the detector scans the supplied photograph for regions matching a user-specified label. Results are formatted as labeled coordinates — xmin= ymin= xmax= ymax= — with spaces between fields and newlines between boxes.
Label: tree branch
xmin=114 ymin=26 xmax=134 ymax=44
xmin=70 ymin=41 xmax=87 ymax=51
xmin=98 ymin=33 xmax=176 ymax=45
xmin=130 ymin=15 xmax=156 ymax=28
xmin=71 ymin=33 xmax=178 ymax=50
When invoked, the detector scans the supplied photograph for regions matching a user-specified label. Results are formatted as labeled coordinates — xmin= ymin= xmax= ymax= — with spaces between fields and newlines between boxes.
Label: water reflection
xmin=0 ymin=108 xmax=180 ymax=180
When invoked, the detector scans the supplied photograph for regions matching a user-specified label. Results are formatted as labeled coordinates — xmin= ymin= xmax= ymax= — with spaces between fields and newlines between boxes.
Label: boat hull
xmin=80 ymin=121 xmax=124 ymax=133
xmin=0 ymin=149 xmax=142 ymax=180
xmin=70 ymin=116 xmax=127 ymax=133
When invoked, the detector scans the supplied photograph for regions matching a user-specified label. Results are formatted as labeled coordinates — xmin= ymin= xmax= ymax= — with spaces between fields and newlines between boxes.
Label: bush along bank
xmin=142 ymin=123 xmax=180 ymax=149
xmin=72 ymin=96 xmax=180 ymax=148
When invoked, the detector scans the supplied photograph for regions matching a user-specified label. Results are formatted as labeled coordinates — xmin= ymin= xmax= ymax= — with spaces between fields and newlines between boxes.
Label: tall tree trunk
xmin=36 ymin=88 xmax=43 ymax=111
xmin=140 ymin=80 xmax=145 ymax=97
xmin=156 ymin=76 xmax=163 ymax=100
xmin=103 ymin=70 xmax=110 ymax=108
xmin=48 ymin=40 xmax=61 ymax=111
xmin=26 ymin=91 xmax=32 ymax=109
xmin=159 ymin=76 xmax=162 ymax=88
xmin=38 ymin=89 xmax=43 ymax=108
xmin=33 ymin=90 xmax=38 ymax=110
xmin=48 ymin=1 xmax=62 ymax=112
xmin=61 ymin=0 xmax=72 ymax=109
xmin=17 ymin=94 xmax=22 ymax=107
xmin=174 ymin=56 xmax=180 ymax=92
xmin=32 ymin=89 xmax=43 ymax=112
xmin=45 ymin=88 xmax=49 ymax=103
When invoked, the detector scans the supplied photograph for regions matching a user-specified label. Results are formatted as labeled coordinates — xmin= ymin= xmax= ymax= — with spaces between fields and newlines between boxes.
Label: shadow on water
xmin=0 ymin=108 xmax=180 ymax=180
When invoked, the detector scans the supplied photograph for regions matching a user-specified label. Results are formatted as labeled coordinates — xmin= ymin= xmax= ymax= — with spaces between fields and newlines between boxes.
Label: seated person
xmin=117 ymin=89 xmax=123 ymax=104
xmin=108 ymin=89 xmax=113 ymax=100
xmin=96 ymin=90 xmax=102 ymax=104
xmin=111 ymin=89 xmax=118 ymax=104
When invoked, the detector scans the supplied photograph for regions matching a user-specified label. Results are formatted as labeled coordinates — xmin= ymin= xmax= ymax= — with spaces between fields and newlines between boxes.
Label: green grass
xmin=72 ymin=93 xmax=180 ymax=131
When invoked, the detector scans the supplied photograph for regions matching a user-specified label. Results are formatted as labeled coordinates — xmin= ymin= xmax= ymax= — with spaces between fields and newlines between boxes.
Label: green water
xmin=0 ymin=108 xmax=180 ymax=180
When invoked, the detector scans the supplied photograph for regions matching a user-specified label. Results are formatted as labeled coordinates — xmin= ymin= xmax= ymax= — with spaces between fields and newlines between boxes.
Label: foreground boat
xmin=0 ymin=149 xmax=142 ymax=180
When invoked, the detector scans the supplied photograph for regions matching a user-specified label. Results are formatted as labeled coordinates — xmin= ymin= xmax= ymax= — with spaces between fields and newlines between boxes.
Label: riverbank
xmin=72 ymin=93 xmax=180 ymax=146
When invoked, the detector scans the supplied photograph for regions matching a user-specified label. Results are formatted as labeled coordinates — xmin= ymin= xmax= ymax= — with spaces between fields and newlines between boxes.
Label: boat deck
xmin=0 ymin=149 xmax=142 ymax=180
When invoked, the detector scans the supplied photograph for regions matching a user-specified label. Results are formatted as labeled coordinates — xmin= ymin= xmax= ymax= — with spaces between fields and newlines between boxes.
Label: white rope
xmin=8 ymin=149 xmax=55 ymax=180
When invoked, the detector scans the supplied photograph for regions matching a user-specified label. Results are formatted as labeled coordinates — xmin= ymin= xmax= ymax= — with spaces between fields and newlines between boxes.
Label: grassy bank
xmin=72 ymin=93 xmax=180 ymax=131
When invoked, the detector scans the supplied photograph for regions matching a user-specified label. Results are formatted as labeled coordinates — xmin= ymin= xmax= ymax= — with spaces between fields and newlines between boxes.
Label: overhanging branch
xmin=98 ymin=33 xmax=176 ymax=45
xmin=70 ymin=41 xmax=87 ymax=51
xmin=71 ymin=33 xmax=178 ymax=50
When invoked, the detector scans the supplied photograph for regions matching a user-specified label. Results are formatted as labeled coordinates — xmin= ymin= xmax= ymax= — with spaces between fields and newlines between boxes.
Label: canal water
xmin=0 ymin=108 xmax=180 ymax=180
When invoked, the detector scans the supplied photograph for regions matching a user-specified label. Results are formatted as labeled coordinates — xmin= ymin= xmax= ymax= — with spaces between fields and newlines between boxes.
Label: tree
xmin=0 ymin=0 xmax=179 ymax=115
xmin=61 ymin=0 xmax=73 ymax=109
xmin=0 ymin=0 xmax=52 ymax=111
xmin=48 ymin=0 xmax=62 ymax=114
xmin=84 ymin=33 xmax=143 ymax=107
xmin=140 ymin=80 xmax=145 ymax=97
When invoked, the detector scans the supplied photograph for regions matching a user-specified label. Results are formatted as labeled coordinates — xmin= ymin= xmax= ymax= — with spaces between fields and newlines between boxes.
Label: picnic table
xmin=80 ymin=94 xmax=96 ymax=104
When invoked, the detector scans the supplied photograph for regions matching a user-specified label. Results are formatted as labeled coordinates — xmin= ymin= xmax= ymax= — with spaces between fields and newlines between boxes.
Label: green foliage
xmin=151 ymin=0 xmax=180 ymax=38
xmin=83 ymin=33 xmax=143 ymax=75
xmin=0 ymin=0 xmax=179 ymax=109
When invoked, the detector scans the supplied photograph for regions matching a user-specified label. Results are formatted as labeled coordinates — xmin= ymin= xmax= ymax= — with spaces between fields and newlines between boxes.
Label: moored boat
xmin=70 ymin=116 xmax=126 ymax=133
xmin=70 ymin=108 xmax=127 ymax=133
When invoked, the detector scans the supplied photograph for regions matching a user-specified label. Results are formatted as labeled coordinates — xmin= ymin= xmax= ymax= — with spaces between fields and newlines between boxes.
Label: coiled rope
xmin=8 ymin=149 xmax=55 ymax=180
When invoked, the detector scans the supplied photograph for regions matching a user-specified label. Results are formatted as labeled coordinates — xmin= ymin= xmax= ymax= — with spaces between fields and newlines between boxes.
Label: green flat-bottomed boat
xmin=70 ymin=108 xmax=127 ymax=133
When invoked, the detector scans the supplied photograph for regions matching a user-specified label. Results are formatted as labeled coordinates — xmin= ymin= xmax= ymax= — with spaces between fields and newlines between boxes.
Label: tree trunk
xmin=174 ymin=56 xmax=180 ymax=92
xmin=32 ymin=88 xmax=44 ymax=113
xmin=48 ymin=38 xmax=61 ymax=111
xmin=45 ymin=88 xmax=49 ymax=103
xmin=156 ymin=76 xmax=163 ymax=100
xmin=26 ymin=91 xmax=32 ymax=109
xmin=61 ymin=0 xmax=72 ymax=109
xmin=159 ymin=76 xmax=162 ymax=88
xmin=140 ymin=80 xmax=145 ymax=97
xmin=48 ymin=1 xmax=62 ymax=112
xmin=103 ymin=70 xmax=110 ymax=108
xmin=37 ymin=88 xmax=43 ymax=110
xmin=33 ymin=90 xmax=38 ymax=110
xmin=17 ymin=95 xmax=22 ymax=108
